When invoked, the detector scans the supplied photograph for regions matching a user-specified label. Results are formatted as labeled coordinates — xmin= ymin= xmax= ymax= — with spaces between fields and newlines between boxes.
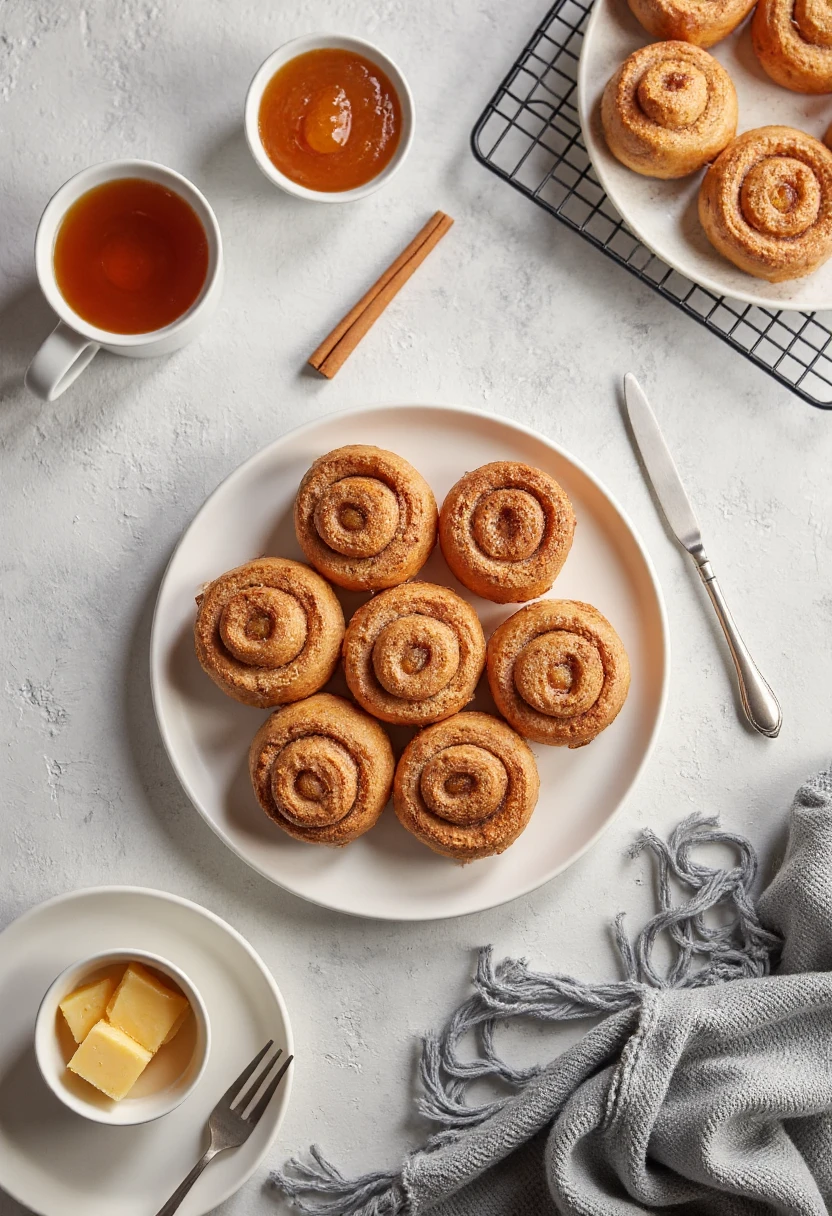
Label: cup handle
xmin=25 ymin=320 xmax=100 ymax=401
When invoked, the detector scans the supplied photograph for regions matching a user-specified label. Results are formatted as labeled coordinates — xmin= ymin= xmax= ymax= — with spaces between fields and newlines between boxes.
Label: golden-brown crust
xmin=752 ymin=0 xmax=832 ymax=92
xmin=194 ymin=557 xmax=344 ymax=708
xmin=486 ymin=600 xmax=630 ymax=748
xmin=249 ymin=693 xmax=394 ymax=845
xmin=393 ymin=712 xmax=540 ymax=861
xmin=439 ymin=462 xmax=575 ymax=604
xmin=699 ymin=126 xmax=832 ymax=281
xmin=627 ymin=0 xmax=755 ymax=46
xmin=601 ymin=43 xmax=738 ymax=179
xmin=343 ymin=582 xmax=486 ymax=725
xmin=294 ymin=445 xmax=438 ymax=591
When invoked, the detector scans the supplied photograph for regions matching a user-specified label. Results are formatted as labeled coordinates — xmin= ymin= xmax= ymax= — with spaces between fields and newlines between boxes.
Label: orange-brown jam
xmin=258 ymin=48 xmax=402 ymax=192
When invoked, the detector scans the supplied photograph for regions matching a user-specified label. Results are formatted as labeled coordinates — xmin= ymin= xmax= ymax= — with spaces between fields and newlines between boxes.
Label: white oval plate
xmin=0 ymin=888 xmax=292 ymax=1216
xmin=578 ymin=0 xmax=832 ymax=309
xmin=151 ymin=404 xmax=669 ymax=921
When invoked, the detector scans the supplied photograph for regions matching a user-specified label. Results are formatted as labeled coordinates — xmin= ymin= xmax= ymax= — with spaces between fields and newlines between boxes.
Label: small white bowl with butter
xmin=35 ymin=948 xmax=210 ymax=1126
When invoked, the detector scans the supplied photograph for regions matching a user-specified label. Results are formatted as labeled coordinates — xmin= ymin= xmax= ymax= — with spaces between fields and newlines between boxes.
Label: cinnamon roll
xmin=194 ymin=558 xmax=344 ymax=707
xmin=294 ymin=445 xmax=438 ymax=591
xmin=602 ymin=43 xmax=738 ymax=179
xmin=752 ymin=0 xmax=832 ymax=92
xmin=393 ymin=712 xmax=540 ymax=861
xmin=439 ymin=462 xmax=575 ymax=604
xmin=699 ymin=126 xmax=832 ymax=281
xmin=249 ymin=693 xmax=394 ymax=845
xmin=343 ymin=582 xmax=486 ymax=725
xmin=487 ymin=601 xmax=630 ymax=748
xmin=627 ymin=0 xmax=755 ymax=47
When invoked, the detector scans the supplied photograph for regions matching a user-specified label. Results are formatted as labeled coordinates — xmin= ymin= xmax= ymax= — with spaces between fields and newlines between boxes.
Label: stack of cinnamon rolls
xmin=601 ymin=0 xmax=832 ymax=282
xmin=193 ymin=445 xmax=631 ymax=864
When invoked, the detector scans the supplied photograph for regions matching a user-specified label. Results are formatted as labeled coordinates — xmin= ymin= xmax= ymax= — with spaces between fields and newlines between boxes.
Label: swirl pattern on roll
xmin=343 ymin=582 xmax=486 ymax=725
xmin=752 ymin=0 xmax=832 ymax=92
xmin=393 ymin=712 xmax=540 ymax=861
xmin=439 ymin=462 xmax=576 ymax=604
xmin=626 ymin=0 xmax=755 ymax=47
xmin=294 ymin=445 xmax=438 ymax=591
xmin=249 ymin=693 xmax=394 ymax=844
xmin=602 ymin=43 xmax=738 ymax=180
xmin=194 ymin=557 xmax=344 ymax=707
xmin=487 ymin=600 xmax=630 ymax=748
xmin=699 ymin=127 xmax=832 ymax=282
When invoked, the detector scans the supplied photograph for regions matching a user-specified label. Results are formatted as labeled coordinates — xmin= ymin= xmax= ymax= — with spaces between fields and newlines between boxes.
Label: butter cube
xmin=59 ymin=976 xmax=116 ymax=1044
xmin=67 ymin=1019 xmax=152 ymax=1100
xmin=161 ymin=1005 xmax=192 ymax=1046
xmin=106 ymin=963 xmax=189 ymax=1053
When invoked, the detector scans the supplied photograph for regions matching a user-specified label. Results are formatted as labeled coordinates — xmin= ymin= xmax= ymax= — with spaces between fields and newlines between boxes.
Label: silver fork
xmin=154 ymin=1041 xmax=293 ymax=1216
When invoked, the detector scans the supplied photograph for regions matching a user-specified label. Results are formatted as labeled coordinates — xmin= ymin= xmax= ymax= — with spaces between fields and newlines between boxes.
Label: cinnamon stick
xmin=308 ymin=210 xmax=454 ymax=379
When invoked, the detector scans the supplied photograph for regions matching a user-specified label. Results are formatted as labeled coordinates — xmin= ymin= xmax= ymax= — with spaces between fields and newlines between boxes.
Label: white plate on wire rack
xmin=578 ymin=0 xmax=832 ymax=310
xmin=150 ymin=404 xmax=669 ymax=921
xmin=0 ymin=887 xmax=292 ymax=1216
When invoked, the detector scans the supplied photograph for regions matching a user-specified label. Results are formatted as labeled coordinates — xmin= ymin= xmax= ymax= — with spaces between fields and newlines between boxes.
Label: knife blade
xmin=624 ymin=372 xmax=703 ymax=555
xmin=624 ymin=373 xmax=782 ymax=739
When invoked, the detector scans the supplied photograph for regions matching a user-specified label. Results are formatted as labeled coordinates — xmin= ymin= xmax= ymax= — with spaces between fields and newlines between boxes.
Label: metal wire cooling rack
xmin=471 ymin=0 xmax=832 ymax=409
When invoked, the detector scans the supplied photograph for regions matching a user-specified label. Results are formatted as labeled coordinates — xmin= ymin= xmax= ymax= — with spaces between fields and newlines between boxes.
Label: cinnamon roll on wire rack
xmin=601 ymin=42 xmax=738 ymax=179
xmin=753 ymin=0 xmax=832 ymax=92
xmin=699 ymin=126 xmax=832 ymax=281
xmin=627 ymin=0 xmax=755 ymax=47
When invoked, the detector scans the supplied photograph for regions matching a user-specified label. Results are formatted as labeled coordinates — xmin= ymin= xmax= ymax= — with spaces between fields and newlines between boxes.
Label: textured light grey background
xmin=1 ymin=0 xmax=831 ymax=1212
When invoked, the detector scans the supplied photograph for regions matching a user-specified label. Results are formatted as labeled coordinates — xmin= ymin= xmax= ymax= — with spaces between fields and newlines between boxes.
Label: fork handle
xmin=154 ymin=1146 xmax=220 ymax=1216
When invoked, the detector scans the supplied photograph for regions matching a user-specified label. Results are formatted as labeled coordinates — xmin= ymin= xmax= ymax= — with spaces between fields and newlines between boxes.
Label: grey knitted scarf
xmin=272 ymin=766 xmax=832 ymax=1215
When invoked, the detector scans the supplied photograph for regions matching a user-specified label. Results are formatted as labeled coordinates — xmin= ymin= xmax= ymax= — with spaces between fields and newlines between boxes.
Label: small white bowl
xmin=35 ymin=948 xmax=210 ymax=1126
xmin=244 ymin=33 xmax=415 ymax=202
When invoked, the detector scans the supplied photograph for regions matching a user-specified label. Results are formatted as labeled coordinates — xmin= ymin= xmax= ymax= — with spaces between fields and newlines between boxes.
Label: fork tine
xmin=217 ymin=1040 xmax=273 ymax=1108
xmin=246 ymin=1053 xmax=293 ymax=1126
xmin=232 ymin=1047 xmax=282 ymax=1112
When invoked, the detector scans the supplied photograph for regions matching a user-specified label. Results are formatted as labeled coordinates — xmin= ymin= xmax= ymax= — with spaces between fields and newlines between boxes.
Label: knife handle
xmin=694 ymin=559 xmax=782 ymax=738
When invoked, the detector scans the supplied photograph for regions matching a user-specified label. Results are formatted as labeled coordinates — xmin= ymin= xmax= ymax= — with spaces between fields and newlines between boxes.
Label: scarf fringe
xmin=271 ymin=814 xmax=781 ymax=1212
xmin=272 ymin=1145 xmax=406 ymax=1215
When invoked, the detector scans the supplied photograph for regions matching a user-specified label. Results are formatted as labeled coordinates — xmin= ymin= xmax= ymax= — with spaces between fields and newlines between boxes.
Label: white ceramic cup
xmin=25 ymin=159 xmax=224 ymax=402
xmin=34 ymin=947 xmax=211 ymax=1126
xmin=244 ymin=34 xmax=415 ymax=202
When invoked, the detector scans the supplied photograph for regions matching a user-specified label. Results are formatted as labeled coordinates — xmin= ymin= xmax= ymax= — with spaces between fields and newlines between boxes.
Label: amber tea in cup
xmin=53 ymin=177 xmax=209 ymax=334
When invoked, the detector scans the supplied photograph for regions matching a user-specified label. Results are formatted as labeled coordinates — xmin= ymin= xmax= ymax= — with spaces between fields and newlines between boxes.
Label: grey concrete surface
xmin=2 ymin=0 xmax=831 ymax=1212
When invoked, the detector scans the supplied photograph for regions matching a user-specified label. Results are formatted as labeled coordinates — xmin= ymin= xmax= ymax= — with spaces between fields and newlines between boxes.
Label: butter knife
xmin=624 ymin=373 xmax=782 ymax=738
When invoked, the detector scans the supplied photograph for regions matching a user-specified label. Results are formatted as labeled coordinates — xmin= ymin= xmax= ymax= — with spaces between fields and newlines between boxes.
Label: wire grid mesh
xmin=471 ymin=0 xmax=832 ymax=409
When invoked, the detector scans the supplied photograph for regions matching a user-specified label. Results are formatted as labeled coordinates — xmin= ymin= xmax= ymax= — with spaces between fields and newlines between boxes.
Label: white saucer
xmin=578 ymin=0 xmax=832 ymax=310
xmin=150 ymin=403 xmax=669 ymax=920
xmin=0 ymin=887 xmax=293 ymax=1216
